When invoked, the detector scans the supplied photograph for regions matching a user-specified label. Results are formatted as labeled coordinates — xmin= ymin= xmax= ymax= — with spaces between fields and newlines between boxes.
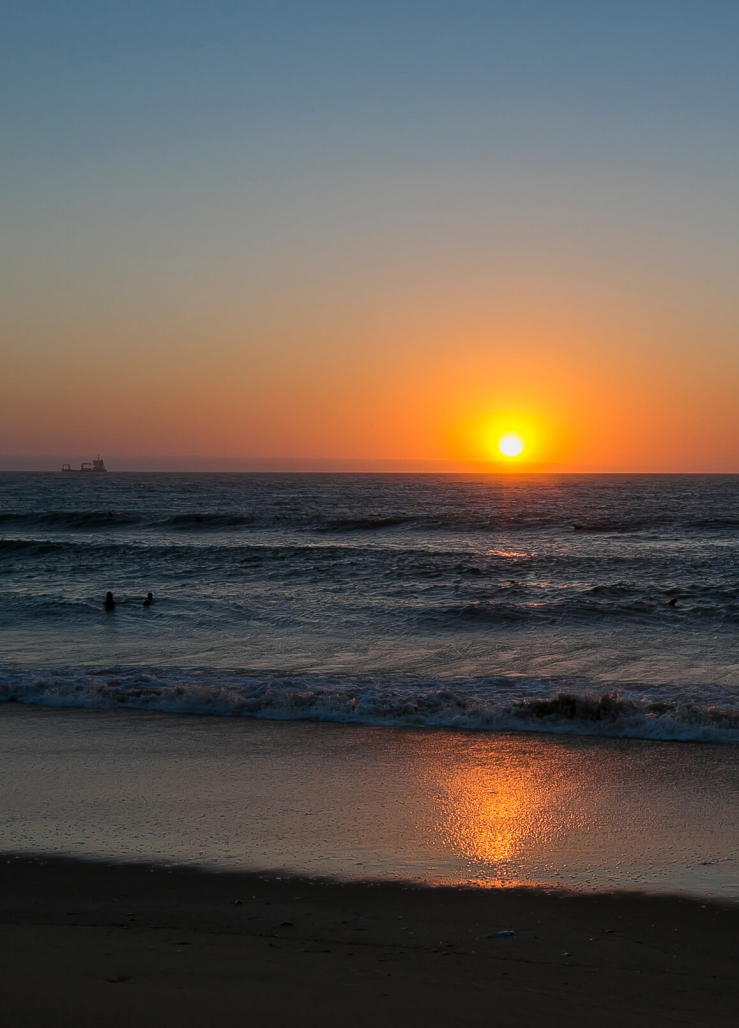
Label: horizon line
xmin=1 ymin=454 xmax=738 ymax=475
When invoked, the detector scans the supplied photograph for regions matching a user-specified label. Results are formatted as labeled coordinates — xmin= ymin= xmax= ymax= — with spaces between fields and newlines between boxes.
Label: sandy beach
xmin=1 ymin=855 xmax=736 ymax=1027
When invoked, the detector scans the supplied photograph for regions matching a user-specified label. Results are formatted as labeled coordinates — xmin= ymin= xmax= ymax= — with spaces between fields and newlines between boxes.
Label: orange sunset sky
xmin=2 ymin=3 xmax=738 ymax=472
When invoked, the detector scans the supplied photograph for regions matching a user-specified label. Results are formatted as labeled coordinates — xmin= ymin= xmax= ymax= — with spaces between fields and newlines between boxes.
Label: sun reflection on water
xmin=439 ymin=765 xmax=536 ymax=863
xmin=416 ymin=736 xmax=572 ymax=880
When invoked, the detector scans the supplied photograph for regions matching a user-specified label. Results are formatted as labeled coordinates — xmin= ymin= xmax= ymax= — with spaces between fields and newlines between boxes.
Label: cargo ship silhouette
xmin=61 ymin=456 xmax=107 ymax=473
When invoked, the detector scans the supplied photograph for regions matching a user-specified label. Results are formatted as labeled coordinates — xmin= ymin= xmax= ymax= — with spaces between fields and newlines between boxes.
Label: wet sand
xmin=3 ymin=707 xmax=738 ymax=897
xmin=0 ymin=856 xmax=736 ymax=1027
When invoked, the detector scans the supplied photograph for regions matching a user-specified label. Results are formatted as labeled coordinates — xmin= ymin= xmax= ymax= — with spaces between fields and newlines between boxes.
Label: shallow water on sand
xmin=2 ymin=706 xmax=736 ymax=898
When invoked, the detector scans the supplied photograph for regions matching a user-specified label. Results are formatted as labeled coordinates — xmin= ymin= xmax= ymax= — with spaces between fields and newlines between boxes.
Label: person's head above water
xmin=104 ymin=591 xmax=116 ymax=610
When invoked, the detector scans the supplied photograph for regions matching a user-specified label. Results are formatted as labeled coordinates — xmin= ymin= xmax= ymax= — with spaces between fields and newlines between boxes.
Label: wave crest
xmin=0 ymin=671 xmax=736 ymax=744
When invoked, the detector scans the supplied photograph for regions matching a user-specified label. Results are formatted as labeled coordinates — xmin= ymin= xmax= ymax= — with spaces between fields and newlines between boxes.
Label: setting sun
xmin=498 ymin=432 xmax=525 ymax=458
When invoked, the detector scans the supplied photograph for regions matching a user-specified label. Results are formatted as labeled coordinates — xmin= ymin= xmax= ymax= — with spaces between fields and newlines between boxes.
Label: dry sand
xmin=0 ymin=856 xmax=736 ymax=1027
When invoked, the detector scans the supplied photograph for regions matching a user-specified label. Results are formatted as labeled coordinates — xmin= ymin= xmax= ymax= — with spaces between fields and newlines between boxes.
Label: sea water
xmin=1 ymin=472 xmax=737 ymax=743
xmin=1 ymin=472 xmax=738 ymax=893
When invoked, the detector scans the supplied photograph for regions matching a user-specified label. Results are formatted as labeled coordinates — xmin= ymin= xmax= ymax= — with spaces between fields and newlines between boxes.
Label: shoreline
xmin=2 ymin=683 xmax=739 ymax=748
xmin=1 ymin=855 xmax=736 ymax=1027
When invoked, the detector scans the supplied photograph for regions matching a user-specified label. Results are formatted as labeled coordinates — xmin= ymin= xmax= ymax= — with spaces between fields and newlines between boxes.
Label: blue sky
xmin=2 ymin=2 xmax=739 ymax=468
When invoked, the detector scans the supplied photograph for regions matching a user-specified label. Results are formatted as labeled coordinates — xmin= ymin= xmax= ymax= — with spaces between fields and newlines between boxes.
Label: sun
xmin=498 ymin=432 xmax=524 ymax=458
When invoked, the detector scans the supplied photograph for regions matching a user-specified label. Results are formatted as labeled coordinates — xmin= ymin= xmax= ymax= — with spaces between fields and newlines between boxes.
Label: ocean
xmin=1 ymin=472 xmax=737 ymax=742
xmin=1 ymin=472 xmax=738 ymax=893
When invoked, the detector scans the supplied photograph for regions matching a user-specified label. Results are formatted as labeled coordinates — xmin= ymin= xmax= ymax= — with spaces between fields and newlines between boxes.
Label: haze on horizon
xmin=2 ymin=2 xmax=739 ymax=473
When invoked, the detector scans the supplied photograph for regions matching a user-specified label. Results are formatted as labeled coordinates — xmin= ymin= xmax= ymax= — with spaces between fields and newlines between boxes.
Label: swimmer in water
xmin=104 ymin=591 xmax=116 ymax=611
xmin=143 ymin=592 xmax=154 ymax=607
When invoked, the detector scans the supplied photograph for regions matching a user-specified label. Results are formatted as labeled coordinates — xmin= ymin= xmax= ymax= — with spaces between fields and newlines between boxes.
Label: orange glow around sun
xmin=498 ymin=432 xmax=524 ymax=458
xmin=450 ymin=405 xmax=570 ymax=467
xmin=481 ymin=415 xmax=541 ymax=464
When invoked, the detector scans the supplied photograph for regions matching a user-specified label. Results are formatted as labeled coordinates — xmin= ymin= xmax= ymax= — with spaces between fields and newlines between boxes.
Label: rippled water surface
xmin=1 ymin=472 xmax=738 ymax=742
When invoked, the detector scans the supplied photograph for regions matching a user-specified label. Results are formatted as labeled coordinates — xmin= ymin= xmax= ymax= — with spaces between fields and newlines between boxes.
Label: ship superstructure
xmin=61 ymin=456 xmax=107 ymax=473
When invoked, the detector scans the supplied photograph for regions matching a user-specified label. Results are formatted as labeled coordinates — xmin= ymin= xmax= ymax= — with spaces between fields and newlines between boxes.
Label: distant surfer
xmin=143 ymin=592 xmax=154 ymax=607
xmin=668 ymin=597 xmax=678 ymax=607
xmin=104 ymin=591 xmax=116 ymax=612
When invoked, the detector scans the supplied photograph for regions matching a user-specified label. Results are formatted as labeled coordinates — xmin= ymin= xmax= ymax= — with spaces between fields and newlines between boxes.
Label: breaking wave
xmin=1 ymin=670 xmax=737 ymax=744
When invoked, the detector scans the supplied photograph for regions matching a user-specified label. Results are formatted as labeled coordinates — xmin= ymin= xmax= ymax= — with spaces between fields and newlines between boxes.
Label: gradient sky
xmin=2 ymin=1 xmax=738 ymax=470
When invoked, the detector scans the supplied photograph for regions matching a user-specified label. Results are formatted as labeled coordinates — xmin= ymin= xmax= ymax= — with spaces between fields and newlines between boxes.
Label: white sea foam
xmin=1 ymin=669 xmax=737 ymax=744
